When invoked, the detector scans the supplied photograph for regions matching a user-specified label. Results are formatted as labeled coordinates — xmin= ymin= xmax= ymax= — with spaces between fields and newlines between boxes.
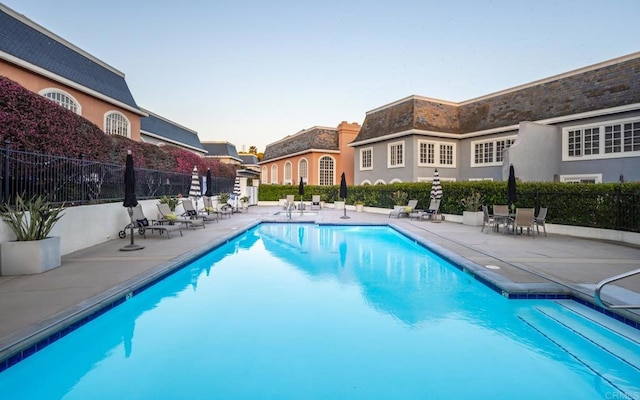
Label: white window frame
xmin=39 ymin=88 xmax=81 ymax=114
xmin=318 ymin=155 xmax=335 ymax=186
xmin=470 ymin=136 xmax=516 ymax=167
xmin=562 ymin=117 xmax=640 ymax=161
xmin=387 ymin=141 xmax=404 ymax=168
xmin=283 ymin=161 xmax=292 ymax=184
xmin=468 ymin=177 xmax=494 ymax=181
xmin=270 ymin=165 xmax=278 ymax=184
xmin=104 ymin=111 xmax=130 ymax=137
xmin=261 ymin=166 xmax=268 ymax=184
xmin=418 ymin=140 xmax=456 ymax=168
xmin=298 ymin=158 xmax=308 ymax=183
xmin=559 ymin=174 xmax=602 ymax=183
xmin=360 ymin=147 xmax=373 ymax=170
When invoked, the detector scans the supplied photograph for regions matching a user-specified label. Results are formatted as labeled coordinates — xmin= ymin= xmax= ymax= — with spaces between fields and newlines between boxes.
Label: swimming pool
xmin=1 ymin=224 xmax=639 ymax=399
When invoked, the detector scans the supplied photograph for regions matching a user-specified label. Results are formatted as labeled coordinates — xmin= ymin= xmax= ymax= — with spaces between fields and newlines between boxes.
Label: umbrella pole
xmin=340 ymin=198 xmax=350 ymax=219
xmin=120 ymin=207 xmax=144 ymax=251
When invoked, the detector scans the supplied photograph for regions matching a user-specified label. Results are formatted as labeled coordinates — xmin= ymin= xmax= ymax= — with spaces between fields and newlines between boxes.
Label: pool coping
xmin=1 ymin=219 xmax=639 ymax=373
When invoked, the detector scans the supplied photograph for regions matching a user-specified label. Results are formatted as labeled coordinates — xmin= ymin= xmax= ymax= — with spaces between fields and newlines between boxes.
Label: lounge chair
xmin=389 ymin=199 xmax=418 ymax=218
xmin=410 ymin=199 xmax=440 ymax=220
xmin=310 ymin=195 xmax=321 ymax=211
xmin=202 ymin=196 xmax=222 ymax=220
xmin=507 ymin=208 xmax=535 ymax=237
xmin=129 ymin=204 xmax=183 ymax=239
xmin=157 ymin=203 xmax=205 ymax=229
xmin=534 ymin=207 xmax=548 ymax=236
xmin=182 ymin=198 xmax=217 ymax=223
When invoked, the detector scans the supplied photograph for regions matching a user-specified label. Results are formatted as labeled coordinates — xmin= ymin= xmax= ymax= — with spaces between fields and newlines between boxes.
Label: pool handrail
xmin=594 ymin=267 xmax=640 ymax=309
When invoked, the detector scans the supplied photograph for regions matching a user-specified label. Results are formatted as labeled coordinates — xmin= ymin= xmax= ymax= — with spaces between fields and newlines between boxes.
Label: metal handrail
xmin=594 ymin=267 xmax=640 ymax=309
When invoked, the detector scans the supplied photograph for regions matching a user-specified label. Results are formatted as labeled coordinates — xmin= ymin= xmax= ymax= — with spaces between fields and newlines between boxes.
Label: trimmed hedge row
xmin=260 ymin=181 xmax=640 ymax=232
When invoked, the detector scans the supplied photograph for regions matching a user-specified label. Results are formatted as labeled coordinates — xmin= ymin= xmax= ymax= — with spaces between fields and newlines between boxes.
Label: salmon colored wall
xmin=261 ymin=122 xmax=361 ymax=186
xmin=336 ymin=121 xmax=360 ymax=185
xmin=0 ymin=62 xmax=141 ymax=141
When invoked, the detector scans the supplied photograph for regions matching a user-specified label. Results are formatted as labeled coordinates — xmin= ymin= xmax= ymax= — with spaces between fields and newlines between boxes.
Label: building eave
xmin=259 ymin=148 xmax=340 ymax=164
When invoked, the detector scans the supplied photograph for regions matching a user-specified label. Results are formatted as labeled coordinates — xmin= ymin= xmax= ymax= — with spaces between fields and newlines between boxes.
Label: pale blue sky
xmin=4 ymin=0 xmax=640 ymax=152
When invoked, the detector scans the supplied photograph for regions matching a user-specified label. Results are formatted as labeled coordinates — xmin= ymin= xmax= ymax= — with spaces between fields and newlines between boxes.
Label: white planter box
xmin=334 ymin=201 xmax=345 ymax=210
xmin=463 ymin=211 xmax=484 ymax=226
xmin=0 ymin=236 xmax=61 ymax=275
xmin=356 ymin=204 xmax=364 ymax=212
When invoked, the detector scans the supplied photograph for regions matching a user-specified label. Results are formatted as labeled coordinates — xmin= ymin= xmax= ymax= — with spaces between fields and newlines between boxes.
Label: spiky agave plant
xmin=1 ymin=195 xmax=65 ymax=241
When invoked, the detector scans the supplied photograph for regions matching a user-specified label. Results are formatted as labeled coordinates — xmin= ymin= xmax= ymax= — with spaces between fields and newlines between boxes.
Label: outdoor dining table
xmin=493 ymin=213 xmax=514 ymax=233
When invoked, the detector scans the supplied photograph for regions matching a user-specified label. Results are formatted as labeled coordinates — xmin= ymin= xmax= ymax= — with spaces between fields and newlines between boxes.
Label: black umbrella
xmin=298 ymin=176 xmax=304 ymax=212
xmin=204 ymin=168 xmax=213 ymax=197
xmin=507 ymin=165 xmax=517 ymax=211
xmin=339 ymin=172 xmax=349 ymax=219
xmin=121 ymin=150 xmax=144 ymax=251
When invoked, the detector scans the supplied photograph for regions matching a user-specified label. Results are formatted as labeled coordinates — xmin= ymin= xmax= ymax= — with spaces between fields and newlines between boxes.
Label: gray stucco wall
xmin=504 ymin=122 xmax=561 ymax=182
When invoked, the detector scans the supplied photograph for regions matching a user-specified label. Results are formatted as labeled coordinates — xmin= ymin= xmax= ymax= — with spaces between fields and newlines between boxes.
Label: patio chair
xmin=310 ymin=195 xmax=321 ymax=211
xmin=481 ymin=205 xmax=496 ymax=233
xmin=284 ymin=194 xmax=296 ymax=210
xmin=389 ymin=199 xmax=418 ymax=218
xmin=157 ymin=203 xmax=205 ymax=230
xmin=127 ymin=204 xmax=183 ymax=239
xmin=507 ymin=208 xmax=535 ymax=237
xmin=182 ymin=198 xmax=217 ymax=223
xmin=534 ymin=207 xmax=548 ymax=236
xmin=492 ymin=205 xmax=510 ymax=232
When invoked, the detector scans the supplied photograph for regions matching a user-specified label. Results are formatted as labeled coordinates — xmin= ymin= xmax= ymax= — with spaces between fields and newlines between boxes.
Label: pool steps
xmin=518 ymin=300 xmax=640 ymax=396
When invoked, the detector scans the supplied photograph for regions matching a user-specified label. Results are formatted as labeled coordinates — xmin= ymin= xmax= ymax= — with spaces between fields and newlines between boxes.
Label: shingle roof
xmin=261 ymin=126 xmax=339 ymax=162
xmin=0 ymin=6 xmax=141 ymax=112
xmin=239 ymin=154 xmax=259 ymax=165
xmin=354 ymin=52 xmax=640 ymax=143
xmin=140 ymin=110 xmax=205 ymax=152
xmin=202 ymin=142 xmax=241 ymax=160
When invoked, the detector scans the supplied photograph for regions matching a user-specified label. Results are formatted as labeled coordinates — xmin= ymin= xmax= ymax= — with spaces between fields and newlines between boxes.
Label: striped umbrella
xmin=430 ymin=169 xmax=443 ymax=200
xmin=233 ymin=176 xmax=241 ymax=209
xmin=189 ymin=166 xmax=201 ymax=199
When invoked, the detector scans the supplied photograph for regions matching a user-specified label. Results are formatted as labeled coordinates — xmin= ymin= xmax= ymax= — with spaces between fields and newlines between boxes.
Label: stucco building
xmin=259 ymin=121 xmax=361 ymax=185
xmin=351 ymin=52 xmax=640 ymax=185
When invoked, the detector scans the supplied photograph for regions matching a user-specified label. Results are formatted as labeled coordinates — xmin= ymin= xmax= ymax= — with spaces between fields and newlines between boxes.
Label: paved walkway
xmin=1 ymin=206 xmax=639 ymax=364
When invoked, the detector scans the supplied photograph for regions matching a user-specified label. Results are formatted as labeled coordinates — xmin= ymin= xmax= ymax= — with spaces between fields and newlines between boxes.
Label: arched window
xmin=40 ymin=88 xmax=81 ymax=114
xmin=271 ymin=165 xmax=278 ymax=184
xmin=105 ymin=112 xmax=130 ymax=137
xmin=298 ymin=158 xmax=308 ymax=183
xmin=284 ymin=161 xmax=292 ymax=184
xmin=261 ymin=166 xmax=268 ymax=184
xmin=318 ymin=156 xmax=335 ymax=186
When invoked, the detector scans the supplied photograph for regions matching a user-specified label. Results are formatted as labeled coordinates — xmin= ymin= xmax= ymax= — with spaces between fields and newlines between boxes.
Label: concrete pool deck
xmin=1 ymin=205 xmax=640 ymax=365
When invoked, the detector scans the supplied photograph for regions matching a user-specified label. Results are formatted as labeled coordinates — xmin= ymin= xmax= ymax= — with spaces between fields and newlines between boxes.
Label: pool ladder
xmin=594 ymin=267 xmax=640 ymax=309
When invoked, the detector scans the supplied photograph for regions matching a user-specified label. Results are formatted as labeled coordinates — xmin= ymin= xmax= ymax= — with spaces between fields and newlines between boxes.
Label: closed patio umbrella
xmin=298 ymin=176 xmax=304 ymax=212
xmin=339 ymin=172 xmax=349 ymax=219
xmin=189 ymin=166 xmax=201 ymax=199
xmin=121 ymin=150 xmax=144 ymax=251
xmin=204 ymin=168 xmax=213 ymax=197
xmin=430 ymin=169 xmax=443 ymax=222
xmin=233 ymin=176 xmax=241 ymax=211
xmin=507 ymin=165 xmax=517 ymax=211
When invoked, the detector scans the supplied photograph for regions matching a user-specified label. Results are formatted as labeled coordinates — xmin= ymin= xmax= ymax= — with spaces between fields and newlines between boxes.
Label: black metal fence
xmin=0 ymin=142 xmax=235 ymax=206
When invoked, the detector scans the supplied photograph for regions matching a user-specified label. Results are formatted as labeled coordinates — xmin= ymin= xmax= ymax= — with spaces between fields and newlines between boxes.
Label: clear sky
xmin=3 ymin=0 xmax=640 ymax=152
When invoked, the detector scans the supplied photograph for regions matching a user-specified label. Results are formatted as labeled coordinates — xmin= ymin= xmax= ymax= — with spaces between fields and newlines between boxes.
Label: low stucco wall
xmin=0 ymin=200 xmax=169 ymax=256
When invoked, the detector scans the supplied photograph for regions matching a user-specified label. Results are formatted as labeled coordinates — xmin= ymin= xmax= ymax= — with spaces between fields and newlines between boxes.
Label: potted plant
xmin=461 ymin=192 xmax=484 ymax=226
xmin=240 ymin=196 xmax=250 ymax=210
xmin=159 ymin=195 xmax=180 ymax=212
xmin=355 ymin=201 xmax=364 ymax=212
xmin=0 ymin=195 xmax=65 ymax=275
xmin=391 ymin=190 xmax=409 ymax=211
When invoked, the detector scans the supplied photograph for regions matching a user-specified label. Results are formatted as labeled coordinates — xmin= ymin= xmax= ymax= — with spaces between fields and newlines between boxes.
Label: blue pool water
xmin=1 ymin=224 xmax=639 ymax=399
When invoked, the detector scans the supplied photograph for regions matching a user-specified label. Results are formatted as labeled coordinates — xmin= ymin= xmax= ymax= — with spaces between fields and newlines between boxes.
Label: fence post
xmin=3 ymin=141 xmax=9 ymax=204
xmin=80 ymin=153 xmax=85 ymax=205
